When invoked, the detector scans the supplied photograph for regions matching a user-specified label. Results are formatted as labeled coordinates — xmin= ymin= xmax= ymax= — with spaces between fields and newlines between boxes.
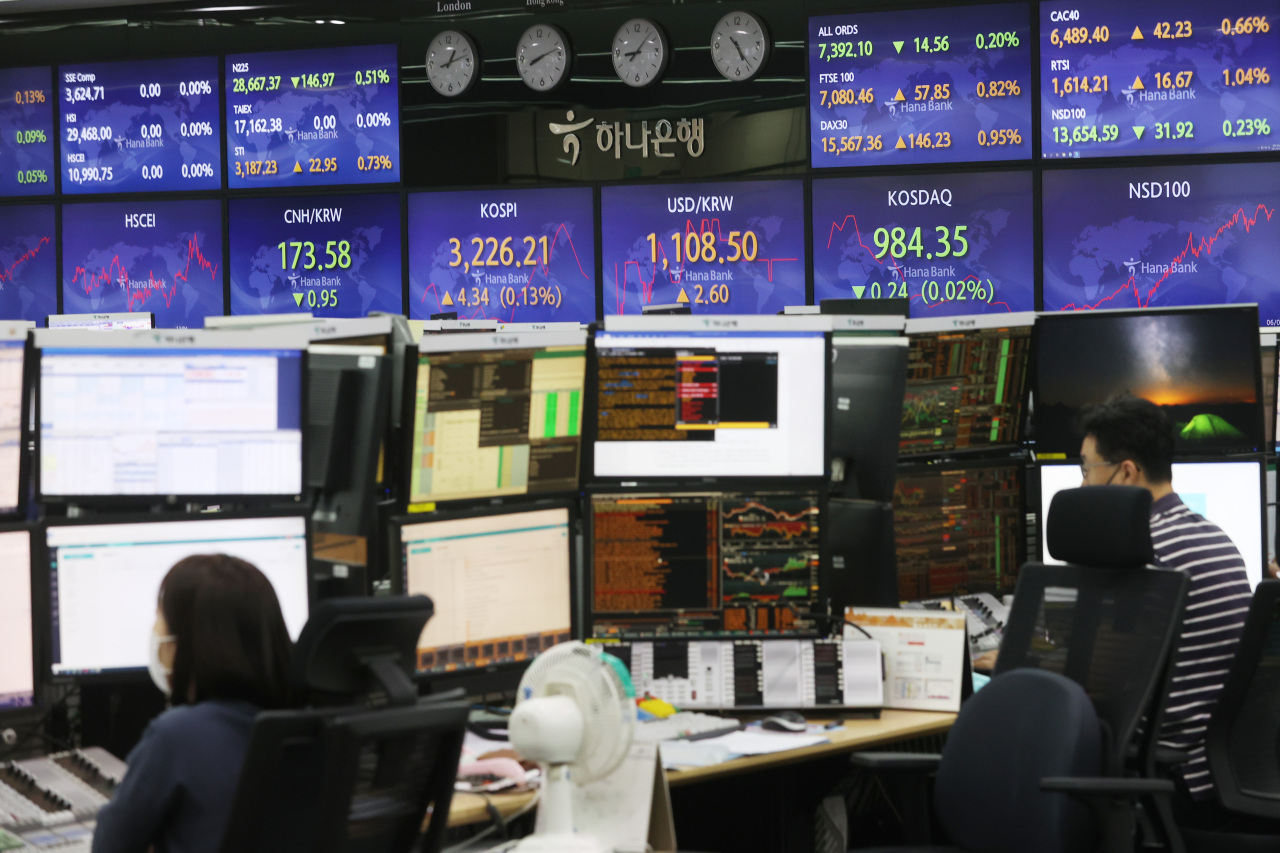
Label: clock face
xmin=710 ymin=11 xmax=770 ymax=81
xmin=517 ymin=24 xmax=571 ymax=92
xmin=612 ymin=18 xmax=669 ymax=88
xmin=426 ymin=30 xmax=479 ymax=98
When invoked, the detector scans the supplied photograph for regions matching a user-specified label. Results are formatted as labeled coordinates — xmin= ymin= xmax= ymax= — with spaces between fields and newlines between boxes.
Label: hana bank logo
xmin=548 ymin=110 xmax=593 ymax=166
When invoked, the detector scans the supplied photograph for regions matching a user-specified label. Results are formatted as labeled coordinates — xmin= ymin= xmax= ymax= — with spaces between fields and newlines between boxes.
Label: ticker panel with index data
xmin=1040 ymin=0 xmax=1280 ymax=159
xmin=409 ymin=345 xmax=585 ymax=504
xmin=809 ymin=3 xmax=1034 ymax=167
xmin=0 ymin=67 xmax=55 ymax=197
xmin=900 ymin=324 xmax=1031 ymax=456
xmin=589 ymin=491 xmax=821 ymax=638
xmin=894 ymin=464 xmax=1023 ymax=599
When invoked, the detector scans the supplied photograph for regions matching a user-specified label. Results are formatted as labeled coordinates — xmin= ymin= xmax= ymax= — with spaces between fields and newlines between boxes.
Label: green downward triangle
xmin=293 ymin=292 xmax=305 ymax=306
xmin=893 ymin=40 xmax=905 ymax=54
xmin=1132 ymin=125 xmax=1146 ymax=139
xmin=291 ymin=76 xmax=300 ymax=88
xmin=853 ymin=285 xmax=866 ymax=298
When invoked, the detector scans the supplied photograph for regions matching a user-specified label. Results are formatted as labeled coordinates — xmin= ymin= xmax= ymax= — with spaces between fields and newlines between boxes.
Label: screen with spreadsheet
xmin=589 ymin=490 xmax=822 ymax=638
xmin=47 ymin=515 xmax=310 ymax=677
xmin=0 ymin=339 xmax=25 ymax=516
xmin=396 ymin=506 xmax=573 ymax=674
xmin=0 ymin=529 xmax=34 ymax=708
xmin=38 ymin=346 xmax=304 ymax=499
xmin=407 ymin=332 xmax=586 ymax=504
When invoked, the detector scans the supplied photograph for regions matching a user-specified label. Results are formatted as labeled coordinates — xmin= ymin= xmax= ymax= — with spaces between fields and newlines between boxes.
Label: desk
xmin=445 ymin=709 xmax=956 ymax=848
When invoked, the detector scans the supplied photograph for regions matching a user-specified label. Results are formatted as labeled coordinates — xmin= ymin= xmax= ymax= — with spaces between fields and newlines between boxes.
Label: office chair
xmin=219 ymin=597 xmax=469 ymax=853
xmin=1178 ymin=580 xmax=1280 ymax=852
xmin=850 ymin=487 xmax=1186 ymax=852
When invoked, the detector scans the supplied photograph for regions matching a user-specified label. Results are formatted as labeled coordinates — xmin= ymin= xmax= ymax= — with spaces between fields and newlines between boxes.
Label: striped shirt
xmin=1150 ymin=492 xmax=1253 ymax=801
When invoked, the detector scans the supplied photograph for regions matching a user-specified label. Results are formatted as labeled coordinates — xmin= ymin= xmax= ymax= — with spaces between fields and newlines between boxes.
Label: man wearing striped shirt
xmin=1077 ymin=394 xmax=1252 ymax=824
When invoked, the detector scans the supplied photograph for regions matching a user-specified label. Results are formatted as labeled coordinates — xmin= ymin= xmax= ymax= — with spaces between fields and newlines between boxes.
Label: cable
xmin=2 ymin=686 xmax=79 ymax=757
xmin=440 ymin=789 xmax=540 ymax=853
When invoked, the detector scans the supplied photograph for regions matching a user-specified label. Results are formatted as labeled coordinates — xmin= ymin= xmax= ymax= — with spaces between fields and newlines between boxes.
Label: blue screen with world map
xmin=0 ymin=204 xmax=56 ymax=321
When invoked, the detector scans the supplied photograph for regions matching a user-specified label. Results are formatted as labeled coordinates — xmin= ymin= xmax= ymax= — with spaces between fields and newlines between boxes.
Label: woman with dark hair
xmin=92 ymin=554 xmax=294 ymax=853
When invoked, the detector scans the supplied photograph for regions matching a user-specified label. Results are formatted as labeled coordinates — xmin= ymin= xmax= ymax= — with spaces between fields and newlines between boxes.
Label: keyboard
xmin=636 ymin=712 xmax=744 ymax=742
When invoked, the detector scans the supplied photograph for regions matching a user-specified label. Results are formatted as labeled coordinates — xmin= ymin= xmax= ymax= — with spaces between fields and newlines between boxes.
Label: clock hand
xmin=529 ymin=49 xmax=556 ymax=66
xmin=729 ymin=36 xmax=747 ymax=61
xmin=625 ymin=47 xmax=643 ymax=60
xmin=442 ymin=50 xmax=461 ymax=69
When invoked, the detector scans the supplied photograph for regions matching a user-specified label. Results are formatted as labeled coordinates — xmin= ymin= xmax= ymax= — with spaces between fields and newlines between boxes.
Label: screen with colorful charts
xmin=812 ymin=170 xmax=1035 ymax=317
xmin=229 ymin=193 xmax=403 ymax=317
xmin=60 ymin=199 xmax=224 ymax=328
xmin=601 ymin=179 xmax=806 ymax=315
xmin=0 ymin=204 xmax=56 ymax=322
xmin=1042 ymin=161 xmax=1280 ymax=320
xmin=408 ymin=187 xmax=596 ymax=323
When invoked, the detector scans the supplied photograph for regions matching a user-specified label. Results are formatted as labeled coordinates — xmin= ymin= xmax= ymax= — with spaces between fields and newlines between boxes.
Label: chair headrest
xmin=1047 ymin=486 xmax=1154 ymax=568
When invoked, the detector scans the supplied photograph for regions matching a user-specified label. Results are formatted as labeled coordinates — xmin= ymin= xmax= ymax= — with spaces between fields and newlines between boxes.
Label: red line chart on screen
xmin=0 ymin=237 xmax=50 ymax=288
xmin=1060 ymin=204 xmax=1277 ymax=311
xmin=614 ymin=218 xmax=800 ymax=313
xmin=71 ymin=236 xmax=218 ymax=312
xmin=418 ymin=221 xmax=588 ymax=320
xmin=722 ymin=500 xmax=815 ymax=540
xmin=826 ymin=214 xmax=1014 ymax=313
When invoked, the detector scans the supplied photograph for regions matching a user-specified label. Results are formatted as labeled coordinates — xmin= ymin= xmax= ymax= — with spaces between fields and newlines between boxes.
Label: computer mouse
xmin=760 ymin=711 xmax=808 ymax=733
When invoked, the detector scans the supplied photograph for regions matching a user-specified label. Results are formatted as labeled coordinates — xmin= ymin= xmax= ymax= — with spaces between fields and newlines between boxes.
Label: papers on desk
xmin=655 ymin=726 xmax=831 ymax=770
xmin=844 ymin=607 xmax=967 ymax=713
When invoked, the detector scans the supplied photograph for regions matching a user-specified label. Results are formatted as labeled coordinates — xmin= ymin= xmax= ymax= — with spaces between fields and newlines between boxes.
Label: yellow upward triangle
xmin=441 ymin=290 xmax=454 ymax=306
xmin=895 ymin=137 xmax=907 ymax=149
xmin=1131 ymin=75 xmax=1145 ymax=90
xmin=1131 ymin=25 xmax=1143 ymax=39
xmin=894 ymin=88 xmax=906 ymax=102
xmin=676 ymin=287 xmax=690 ymax=304
xmin=293 ymin=162 xmax=303 ymax=173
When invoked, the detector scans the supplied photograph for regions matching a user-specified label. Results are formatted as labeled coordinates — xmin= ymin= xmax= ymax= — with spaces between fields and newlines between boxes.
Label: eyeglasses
xmin=1079 ymin=460 xmax=1119 ymax=478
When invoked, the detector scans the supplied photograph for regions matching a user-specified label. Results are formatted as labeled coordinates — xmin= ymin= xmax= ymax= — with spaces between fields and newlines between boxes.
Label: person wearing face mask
xmin=91 ymin=554 xmax=294 ymax=853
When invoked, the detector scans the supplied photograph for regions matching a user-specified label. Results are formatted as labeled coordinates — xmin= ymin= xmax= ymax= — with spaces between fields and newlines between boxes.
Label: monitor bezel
xmin=39 ymin=509 xmax=315 ymax=685
xmin=387 ymin=498 xmax=581 ymax=692
xmin=32 ymin=340 xmax=310 ymax=508
xmin=1030 ymin=304 xmax=1267 ymax=459
xmin=0 ymin=331 xmax=33 ymax=522
xmin=582 ymin=484 xmax=828 ymax=642
xmin=584 ymin=325 xmax=833 ymax=489
xmin=400 ymin=331 xmax=589 ymax=510
xmin=0 ymin=523 xmax=40 ymax=717
xmin=1033 ymin=454 xmax=1269 ymax=587
xmin=45 ymin=313 xmax=155 ymax=330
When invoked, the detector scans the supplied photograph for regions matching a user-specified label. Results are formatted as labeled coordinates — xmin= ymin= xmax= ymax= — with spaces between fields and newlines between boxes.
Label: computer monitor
xmin=308 ymin=346 xmax=390 ymax=537
xmin=45 ymin=513 xmax=311 ymax=678
xmin=35 ymin=328 xmax=308 ymax=503
xmin=592 ymin=316 xmax=827 ymax=480
xmin=1038 ymin=461 xmax=1266 ymax=588
xmin=392 ymin=504 xmax=574 ymax=682
xmin=1033 ymin=306 xmax=1265 ymax=458
xmin=46 ymin=313 xmax=154 ymax=330
xmin=899 ymin=313 xmax=1034 ymax=457
xmin=587 ymin=489 xmax=822 ymax=638
xmin=0 ymin=526 xmax=34 ymax=710
xmin=0 ymin=324 xmax=28 ymax=518
xmin=406 ymin=330 xmax=586 ymax=505
xmin=894 ymin=462 xmax=1024 ymax=599
xmin=830 ymin=337 xmax=908 ymax=502
xmin=204 ymin=313 xmax=314 ymax=329
xmin=1266 ymin=335 xmax=1278 ymax=452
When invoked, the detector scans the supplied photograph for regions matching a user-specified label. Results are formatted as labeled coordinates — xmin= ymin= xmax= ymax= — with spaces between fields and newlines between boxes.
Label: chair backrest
xmin=219 ymin=698 xmax=468 ymax=853
xmin=997 ymin=486 xmax=1188 ymax=774
xmin=1205 ymin=580 xmax=1280 ymax=819
xmin=934 ymin=668 xmax=1101 ymax=853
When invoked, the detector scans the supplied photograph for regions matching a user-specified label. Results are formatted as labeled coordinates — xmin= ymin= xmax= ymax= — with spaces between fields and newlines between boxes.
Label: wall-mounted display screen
xmin=229 ymin=193 xmax=402 ymax=317
xmin=408 ymin=187 xmax=596 ymax=323
xmin=61 ymin=200 xmax=223 ymax=328
xmin=812 ymin=170 xmax=1034 ymax=317
xmin=58 ymin=57 xmax=222 ymax=194
xmin=601 ymin=180 xmax=806 ymax=315
xmin=225 ymin=44 xmax=400 ymax=189
xmin=0 ymin=204 xmax=56 ymax=322
xmin=1040 ymin=0 xmax=1280 ymax=158
xmin=1042 ymin=162 xmax=1280 ymax=320
xmin=808 ymin=3 xmax=1033 ymax=168
xmin=0 ymin=67 xmax=55 ymax=197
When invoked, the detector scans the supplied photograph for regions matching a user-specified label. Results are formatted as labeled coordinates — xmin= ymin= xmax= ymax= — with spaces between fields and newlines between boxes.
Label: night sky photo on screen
xmin=0 ymin=204 xmax=56 ymax=321
xmin=61 ymin=199 xmax=224 ymax=327
xmin=811 ymin=170 xmax=1034 ymax=317
xmin=601 ymin=179 xmax=806 ymax=315
xmin=1042 ymin=162 xmax=1280 ymax=321
xmin=408 ymin=187 xmax=596 ymax=323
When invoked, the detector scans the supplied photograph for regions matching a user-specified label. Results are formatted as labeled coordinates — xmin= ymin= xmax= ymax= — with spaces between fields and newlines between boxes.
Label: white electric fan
xmin=508 ymin=641 xmax=637 ymax=853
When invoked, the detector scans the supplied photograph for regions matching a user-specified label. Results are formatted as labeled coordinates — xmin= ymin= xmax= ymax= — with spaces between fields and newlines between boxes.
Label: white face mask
xmin=149 ymin=632 xmax=175 ymax=697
